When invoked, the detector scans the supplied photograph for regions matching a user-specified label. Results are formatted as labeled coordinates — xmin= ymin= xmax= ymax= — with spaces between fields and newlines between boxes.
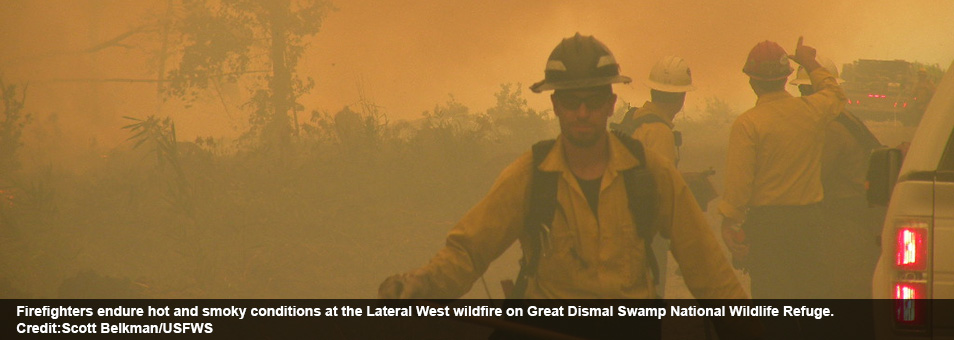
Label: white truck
xmin=869 ymin=59 xmax=954 ymax=339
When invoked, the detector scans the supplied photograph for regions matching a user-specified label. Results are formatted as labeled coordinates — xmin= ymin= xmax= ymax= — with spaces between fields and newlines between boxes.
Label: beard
xmin=563 ymin=127 xmax=604 ymax=147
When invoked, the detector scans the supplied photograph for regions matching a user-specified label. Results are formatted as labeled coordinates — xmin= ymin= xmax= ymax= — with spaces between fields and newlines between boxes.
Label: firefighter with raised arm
xmin=719 ymin=38 xmax=847 ymax=299
xmin=379 ymin=33 xmax=752 ymax=339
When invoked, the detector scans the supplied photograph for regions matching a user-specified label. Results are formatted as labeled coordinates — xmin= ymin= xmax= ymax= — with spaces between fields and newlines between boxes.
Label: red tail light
xmin=894 ymin=282 xmax=924 ymax=299
xmin=891 ymin=221 xmax=930 ymax=329
xmin=894 ymin=282 xmax=927 ymax=326
xmin=896 ymin=226 xmax=926 ymax=271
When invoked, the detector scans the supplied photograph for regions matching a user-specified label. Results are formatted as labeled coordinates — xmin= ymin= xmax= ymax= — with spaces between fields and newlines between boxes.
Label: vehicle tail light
xmin=894 ymin=282 xmax=924 ymax=299
xmin=894 ymin=282 xmax=927 ymax=326
xmin=895 ymin=225 xmax=926 ymax=271
xmin=891 ymin=221 xmax=930 ymax=329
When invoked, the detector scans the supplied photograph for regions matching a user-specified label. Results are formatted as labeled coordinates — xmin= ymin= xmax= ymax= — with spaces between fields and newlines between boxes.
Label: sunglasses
xmin=553 ymin=92 xmax=615 ymax=110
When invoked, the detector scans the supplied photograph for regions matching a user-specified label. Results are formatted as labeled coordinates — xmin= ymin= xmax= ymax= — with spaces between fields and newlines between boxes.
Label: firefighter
xmin=624 ymin=55 xmax=695 ymax=166
xmin=379 ymin=35 xmax=752 ymax=334
xmin=790 ymin=58 xmax=883 ymax=298
xmin=719 ymin=38 xmax=847 ymax=299
xmin=620 ymin=56 xmax=696 ymax=298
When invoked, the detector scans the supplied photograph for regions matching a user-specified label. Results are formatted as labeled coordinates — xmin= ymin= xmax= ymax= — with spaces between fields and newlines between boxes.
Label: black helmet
xmin=530 ymin=33 xmax=632 ymax=93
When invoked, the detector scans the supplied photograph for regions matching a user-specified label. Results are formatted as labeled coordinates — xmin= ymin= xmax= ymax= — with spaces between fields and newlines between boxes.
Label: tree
xmin=0 ymin=78 xmax=31 ymax=175
xmin=163 ymin=0 xmax=334 ymax=151
xmin=485 ymin=83 xmax=553 ymax=146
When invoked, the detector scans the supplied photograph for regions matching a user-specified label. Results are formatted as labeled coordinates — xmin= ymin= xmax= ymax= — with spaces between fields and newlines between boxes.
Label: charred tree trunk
xmin=266 ymin=0 xmax=293 ymax=153
xmin=156 ymin=0 xmax=174 ymax=114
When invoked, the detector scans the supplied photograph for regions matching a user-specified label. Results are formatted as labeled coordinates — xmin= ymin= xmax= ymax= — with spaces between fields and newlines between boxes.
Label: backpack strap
xmin=510 ymin=139 xmax=559 ymax=299
xmin=834 ymin=111 xmax=882 ymax=150
xmin=613 ymin=131 xmax=661 ymax=286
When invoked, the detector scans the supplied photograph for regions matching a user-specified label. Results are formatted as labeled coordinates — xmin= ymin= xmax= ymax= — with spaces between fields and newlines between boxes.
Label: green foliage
xmin=164 ymin=1 xmax=256 ymax=102
xmin=413 ymin=95 xmax=494 ymax=155
xmin=485 ymin=83 xmax=555 ymax=148
xmin=6 ymin=83 xmax=566 ymax=298
xmin=164 ymin=0 xmax=335 ymax=148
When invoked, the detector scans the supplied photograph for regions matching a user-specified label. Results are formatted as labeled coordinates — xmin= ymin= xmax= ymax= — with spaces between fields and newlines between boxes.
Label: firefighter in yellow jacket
xmin=625 ymin=56 xmax=696 ymax=298
xmin=719 ymin=38 xmax=847 ymax=299
xmin=379 ymin=34 xmax=746 ymax=302
xmin=627 ymin=56 xmax=695 ymax=166
xmin=791 ymin=58 xmax=883 ymax=298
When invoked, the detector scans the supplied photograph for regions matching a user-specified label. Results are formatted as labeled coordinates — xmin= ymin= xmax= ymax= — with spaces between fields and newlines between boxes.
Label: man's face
xmin=551 ymin=88 xmax=616 ymax=147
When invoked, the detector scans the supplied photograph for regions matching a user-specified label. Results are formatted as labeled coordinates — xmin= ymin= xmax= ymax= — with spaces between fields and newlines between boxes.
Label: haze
xmin=1 ymin=0 xmax=951 ymax=148
xmin=0 ymin=0 xmax=949 ymax=300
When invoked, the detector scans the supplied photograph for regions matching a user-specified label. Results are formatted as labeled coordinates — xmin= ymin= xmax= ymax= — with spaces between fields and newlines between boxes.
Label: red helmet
xmin=742 ymin=41 xmax=793 ymax=81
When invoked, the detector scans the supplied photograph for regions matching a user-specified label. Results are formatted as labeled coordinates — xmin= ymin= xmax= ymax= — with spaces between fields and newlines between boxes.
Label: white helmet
xmin=645 ymin=55 xmax=695 ymax=92
xmin=790 ymin=57 xmax=844 ymax=85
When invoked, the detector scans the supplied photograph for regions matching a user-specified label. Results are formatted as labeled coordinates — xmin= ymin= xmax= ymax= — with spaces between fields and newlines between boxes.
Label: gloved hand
xmin=721 ymin=219 xmax=750 ymax=268
xmin=788 ymin=36 xmax=822 ymax=72
xmin=378 ymin=273 xmax=429 ymax=299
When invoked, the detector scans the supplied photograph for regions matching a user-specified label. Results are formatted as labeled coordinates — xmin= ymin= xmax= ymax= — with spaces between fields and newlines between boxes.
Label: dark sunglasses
xmin=553 ymin=92 xmax=615 ymax=110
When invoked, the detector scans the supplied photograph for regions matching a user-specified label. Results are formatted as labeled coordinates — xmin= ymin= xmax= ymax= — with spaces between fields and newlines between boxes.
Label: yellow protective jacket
xmin=822 ymin=111 xmax=876 ymax=200
xmin=718 ymin=68 xmax=847 ymax=222
xmin=630 ymin=101 xmax=678 ymax=166
xmin=409 ymin=133 xmax=747 ymax=299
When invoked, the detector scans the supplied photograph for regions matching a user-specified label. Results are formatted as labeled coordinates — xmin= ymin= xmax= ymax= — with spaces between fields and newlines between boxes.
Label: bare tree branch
xmin=81 ymin=24 xmax=154 ymax=53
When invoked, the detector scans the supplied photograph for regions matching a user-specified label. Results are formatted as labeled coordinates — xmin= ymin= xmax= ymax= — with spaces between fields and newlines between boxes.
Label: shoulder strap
xmin=511 ymin=139 xmax=559 ymax=299
xmin=613 ymin=131 xmax=661 ymax=285
xmin=835 ymin=111 xmax=882 ymax=150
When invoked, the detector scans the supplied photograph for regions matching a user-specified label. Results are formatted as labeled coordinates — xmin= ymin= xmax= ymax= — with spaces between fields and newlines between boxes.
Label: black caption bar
xmin=5 ymin=299 xmax=953 ymax=339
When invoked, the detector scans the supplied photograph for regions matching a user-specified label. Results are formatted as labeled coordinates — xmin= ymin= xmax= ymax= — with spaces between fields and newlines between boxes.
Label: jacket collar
xmin=755 ymin=90 xmax=793 ymax=106
xmin=538 ymin=133 xmax=641 ymax=188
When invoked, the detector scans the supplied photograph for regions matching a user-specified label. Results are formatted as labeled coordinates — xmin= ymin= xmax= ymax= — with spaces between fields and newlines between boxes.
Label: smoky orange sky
xmin=1 ymin=0 xmax=952 ymax=163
